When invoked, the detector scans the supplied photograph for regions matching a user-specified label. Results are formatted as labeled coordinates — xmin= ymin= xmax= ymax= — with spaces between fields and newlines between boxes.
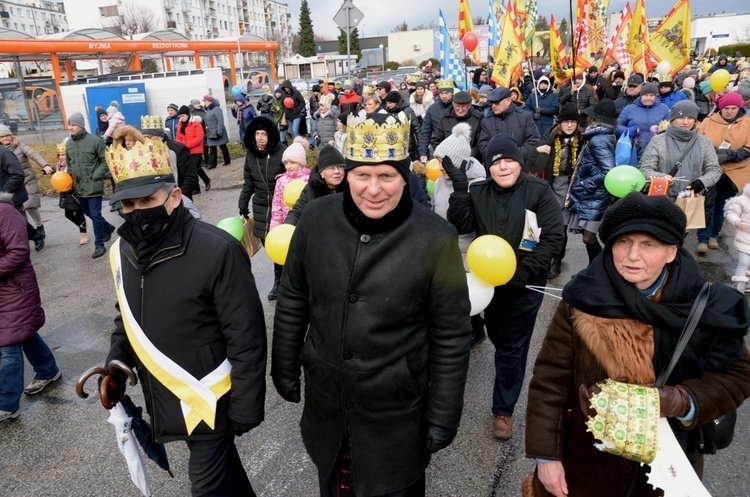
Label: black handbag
xmin=655 ymin=282 xmax=736 ymax=454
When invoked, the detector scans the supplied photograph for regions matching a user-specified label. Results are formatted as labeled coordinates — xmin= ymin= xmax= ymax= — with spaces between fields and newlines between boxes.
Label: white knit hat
xmin=282 ymin=136 xmax=309 ymax=165
xmin=433 ymin=123 xmax=472 ymax=166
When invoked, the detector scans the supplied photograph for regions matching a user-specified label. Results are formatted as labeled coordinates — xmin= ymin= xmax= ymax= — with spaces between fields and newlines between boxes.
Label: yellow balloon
xmin=710 ymin=69 xmax=730 ymax=92
xmin=265 ymin=224 xmax=296 ymax=265
xmin=425 ymin=158 xmax=442 ymax=182
xmin=466 ymin=235 xmax=517 ymax=286
xmin=283 ymin=179 xmax=307 ymax=209
xmin=702 ymin=62 xmax=712 ymax=73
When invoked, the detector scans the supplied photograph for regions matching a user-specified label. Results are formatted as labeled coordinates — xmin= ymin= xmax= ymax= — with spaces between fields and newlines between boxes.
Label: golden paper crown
xmin=56 ymin=138 xmax=68 ymax=155
xmin=345 ymin=112 xmax=410 ymax=163
xmin=410 ymin=75 xmax=422 ymax=83
xmin=437 ymin=79 xmax=455 ymax=90
xmin=344 ymin=79 xmax=353 ymax=87
xmin=141 ymin=115 xmax=164 ymax=130
xmin=361 ymin=85 xmax=372 ymax=94
xmin=105 ymin=140 xmax=172 ymax=185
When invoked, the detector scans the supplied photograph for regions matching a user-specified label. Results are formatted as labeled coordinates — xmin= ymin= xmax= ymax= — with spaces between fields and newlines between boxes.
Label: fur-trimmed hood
xmin=0 ymin=191 xmax=13 ymax=204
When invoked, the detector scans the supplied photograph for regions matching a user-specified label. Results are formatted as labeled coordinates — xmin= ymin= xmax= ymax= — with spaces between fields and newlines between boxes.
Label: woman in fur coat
xmin=525 ymin=193 xmax=750 ymax=497
xmin=409 ymin=82 xmax=434 ymax=124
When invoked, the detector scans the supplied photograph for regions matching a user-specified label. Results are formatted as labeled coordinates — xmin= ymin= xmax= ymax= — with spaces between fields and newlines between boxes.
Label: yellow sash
xmin=109 ymin=238 xmax=232 ymax=434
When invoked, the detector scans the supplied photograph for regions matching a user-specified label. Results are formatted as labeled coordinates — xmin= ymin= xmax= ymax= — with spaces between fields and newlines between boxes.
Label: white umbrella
xmin=107 ymin=403 xmax=152 ymax=497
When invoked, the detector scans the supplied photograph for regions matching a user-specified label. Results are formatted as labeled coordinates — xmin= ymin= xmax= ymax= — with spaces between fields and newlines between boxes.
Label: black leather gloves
xmin=230 ymin=419 xmax=261 ymax=437
xmin=273 ymin=376 xmax=301 ymax=403
xmin=659 ymin=385 xmax=691 ymax=418
xmin=687 ymin=179 xmax=705 ymax=194
xmin=425 ymin=422 xmax=458 ymax=453
xmin=441 ymin=155 xmax=469 ymax=193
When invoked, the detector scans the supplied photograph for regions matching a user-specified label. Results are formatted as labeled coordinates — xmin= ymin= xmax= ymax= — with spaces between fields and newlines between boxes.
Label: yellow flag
xmin=550 ymin=15 xmax=573 ymax=84
xmin=574 ymin=0 xmax=608 ymax=73
xmin=649 ymin=0 xmax=691 ymax=75
xmin=458 ymin=0 xmax=480 ymax=63
xmin=490 ymin=7 xmax=525 ymax=87
xmin=628 ymin=0 xmax=651 ymax=75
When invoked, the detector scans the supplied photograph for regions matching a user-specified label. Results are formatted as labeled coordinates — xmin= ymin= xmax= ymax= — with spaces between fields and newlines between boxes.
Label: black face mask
xmin=121 ymin=197 xmax=172 ymax=245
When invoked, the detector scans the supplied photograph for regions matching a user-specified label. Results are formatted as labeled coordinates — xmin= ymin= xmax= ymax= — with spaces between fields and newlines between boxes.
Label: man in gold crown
xmin=101 ymin=135 xmax=267 ymax=496
xmin=272 ymin=111 xmax=472 ymax=496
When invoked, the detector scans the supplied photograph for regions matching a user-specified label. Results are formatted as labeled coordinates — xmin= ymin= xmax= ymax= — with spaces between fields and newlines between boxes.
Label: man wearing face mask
xmin=101 ymin=137 xmax=267 ymax=497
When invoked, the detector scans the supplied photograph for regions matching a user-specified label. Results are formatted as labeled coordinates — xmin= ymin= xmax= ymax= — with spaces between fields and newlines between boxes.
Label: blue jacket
xmin=525 ymin=90 xmax=560 ymax=137
xmin=658 ymin=90 xmax=688 ymax=109
xmin=617 ymin=97 xmax=670 ymax=160
xmin=165 ymin=114 xmax=179 ymax=141
xmin=568 ymin=126 xmax=616 ymax=222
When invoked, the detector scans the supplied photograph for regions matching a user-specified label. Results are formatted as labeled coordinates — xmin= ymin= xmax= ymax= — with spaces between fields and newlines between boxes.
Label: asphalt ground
xmin=1 ymin=160 xmax=749 ymax=496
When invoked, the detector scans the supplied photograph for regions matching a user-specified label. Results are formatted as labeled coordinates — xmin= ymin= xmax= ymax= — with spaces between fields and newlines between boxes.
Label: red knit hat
xmin=717 ymin=92 xmax=743 ymax=110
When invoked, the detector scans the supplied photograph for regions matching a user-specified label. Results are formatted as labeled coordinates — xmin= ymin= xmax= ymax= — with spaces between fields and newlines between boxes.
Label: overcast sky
xmin=289 ymin=0 xmax=749 ymax=40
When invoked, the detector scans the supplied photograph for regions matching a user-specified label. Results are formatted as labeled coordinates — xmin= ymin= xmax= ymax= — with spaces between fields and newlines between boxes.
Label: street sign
xmin=333 ymin=0 xmax=363 ymax=34
xmin=711 ymin=33 xmax=730 ymax=38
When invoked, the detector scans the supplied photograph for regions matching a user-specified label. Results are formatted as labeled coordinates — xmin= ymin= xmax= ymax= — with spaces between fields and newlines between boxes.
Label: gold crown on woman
xmin=105 ymin=139 xmax=171 ymax=184
xmin=141 ymin=115 xmax=164 ymax=130
xmin=345 ymin=112 xmax=410 ymax=162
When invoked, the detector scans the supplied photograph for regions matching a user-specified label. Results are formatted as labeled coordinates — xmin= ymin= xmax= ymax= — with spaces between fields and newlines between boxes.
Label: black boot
xmin=267 ymin=278 xmax=281 ymax=301
xmin=37 ymin=225 xmax=46 ymax=238
xmin=548 ymin=258 xmax=561 ymax=279
xmin=470 ymin=314 xmax=486 ymax=349
xmin=32 ymin=231 xmax=45 ymax=252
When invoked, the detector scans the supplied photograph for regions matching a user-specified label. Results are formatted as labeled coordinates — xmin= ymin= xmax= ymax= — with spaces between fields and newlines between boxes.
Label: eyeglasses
xmin=0 ymin=134 xmax=11 ymax=139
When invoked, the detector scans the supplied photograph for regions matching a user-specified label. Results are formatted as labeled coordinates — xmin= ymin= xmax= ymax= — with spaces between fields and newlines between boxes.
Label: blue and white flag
xmin=438 ymin=9 xmax=466 ymax=90
xmin=488 ymin=0 xmax=504 ymax=49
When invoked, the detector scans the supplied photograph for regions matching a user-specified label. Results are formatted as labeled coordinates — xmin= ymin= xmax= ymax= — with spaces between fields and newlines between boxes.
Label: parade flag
xmin=513 ymin=0 xmax=527 ymax=25
xmin=649 ymin=0 xmax=691 ymax=75
xmin=490 ymin=3 xmax=525 ymax=87
xmin=574 ymin=0 xmax=608 ymax=72
xmin=488 ymin=0 xmax=504 ymax=50
xmin=439 ymin=9 xmax=467 ymax=89
xmin=524 ymin=0 xmax=538 ymax=48
xmin=550 ymin=15 xmax=573 ymax=84
xmin=628 ymin=0 xmax=652 ymax=74
xmin=605 ymin=3 xmax=632 ymax=71
xmin=458 ymin=0 xmax=480 ymax=63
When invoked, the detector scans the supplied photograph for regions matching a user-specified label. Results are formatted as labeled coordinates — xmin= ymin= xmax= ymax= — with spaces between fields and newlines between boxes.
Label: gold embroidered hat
xmin=344 ymin=111 xmax=411 ymax=181
xmin=436 ymin=79 xmax=455 ymax=92
xmin=106 ymin=138 xmax=173 ymax=203
xmin=140 ymin=115 xmax=165 ymax=137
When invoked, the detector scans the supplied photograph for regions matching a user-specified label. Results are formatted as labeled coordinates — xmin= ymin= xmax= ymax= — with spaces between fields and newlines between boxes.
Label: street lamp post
xmin=379 ymin=44 xmax=384 ymax=71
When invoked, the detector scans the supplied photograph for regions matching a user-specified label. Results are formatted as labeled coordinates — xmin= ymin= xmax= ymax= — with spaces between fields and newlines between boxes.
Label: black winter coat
xmin=166 ymin=138 xmax=198 ymax=196
xmin=272 ymin=190 xmax=472 ymax=496
xmin=238 ymin=116 xmax=287 ymax=239
xmin=476 ymin=106 xmax=541 ymax=164
xmin=0 ymin=147 xmax=27 ymax=207
xmin=106 ymin=205 xmax=267 ymax=442
xmin=280 ymin=79 xmax=306 ymax=121
xmin=429 ymin=107 xmax=484 ymax=158
xmin=284 ymin=168 xmax=346 ymax=226
xmin=568 ymin=125 xmax=616 ymax=222
xmin=527 ymin=125 xmax=584 ymax=185
xmin=448 ymin=173 xmax=564 ymax=296
xmin=418 ymin=98 xmax=453 ymax=157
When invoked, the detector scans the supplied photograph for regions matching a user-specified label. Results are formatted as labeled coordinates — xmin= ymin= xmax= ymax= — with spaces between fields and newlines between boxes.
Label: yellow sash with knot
xmin=109 ymin=238 xmax=232 ymax=434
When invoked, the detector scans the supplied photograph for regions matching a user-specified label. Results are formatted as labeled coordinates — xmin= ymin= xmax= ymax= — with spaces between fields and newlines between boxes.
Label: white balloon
xmin=466 ymin=272 xmax=495 ymax=316
xmin=656 ymin=61 xmax=671 ymax=76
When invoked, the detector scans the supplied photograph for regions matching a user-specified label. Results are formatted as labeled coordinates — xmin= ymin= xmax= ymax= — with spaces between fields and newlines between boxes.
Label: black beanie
xmin=599 ymin=192 xmax=686 ymax=247
xmin=384 ymin=91 xmax=401 ymax=103
xmin=484 ymin=133 xmax=524 ymax=169
xmin=558 ymin=102 xmax=580 ymax=123
xmin=337 ymin=112 xmax=349 ymax=126
xmin=317 ymin=145 xmax=345 ymax=171
xmin=178 ymin=105 xmax=191 ymax=116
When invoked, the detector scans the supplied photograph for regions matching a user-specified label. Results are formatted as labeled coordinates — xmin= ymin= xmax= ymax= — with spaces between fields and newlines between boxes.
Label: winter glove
xmin=627 ymin=126 xmax=639 ymax=139
xmin=578 ymin=383 xmax=602 ymax=418
xmin=659 ymin=385 xmax=691 ymax=418
xmin=425 ymin=422 xmax=458 ymax=453
xmin=715 ymin=149 xmax=729 ymax=164
xmin=441 ymin=155 xmax=469 ymax=193
xmin=239 ymin=208 xmax=250 ymax=219
xmin=230 ymin=418 xmax=261 ymax=437
xmin=273 ymin=376 xmax=301 ymax=403
xmin=687 ymin=179 xmax=705 ymax=194
xmin=535 ymin=106 xmax=542 ymax=114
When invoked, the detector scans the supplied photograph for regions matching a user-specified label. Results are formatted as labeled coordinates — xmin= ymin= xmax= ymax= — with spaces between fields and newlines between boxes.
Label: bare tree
xmin=413 ymin=21 xmax=438 ymax=31
xmin=733 ymin=24 xmax=750 ymax=43
xmin=392 ymin=21 xmax=408 ymax=32
xmin=100 ymin=3 xmax=162 ymax=72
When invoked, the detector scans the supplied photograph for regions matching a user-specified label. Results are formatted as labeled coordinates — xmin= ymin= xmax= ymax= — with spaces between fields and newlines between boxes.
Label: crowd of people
xmin=2 ymin=51 xmax=750 ymax=497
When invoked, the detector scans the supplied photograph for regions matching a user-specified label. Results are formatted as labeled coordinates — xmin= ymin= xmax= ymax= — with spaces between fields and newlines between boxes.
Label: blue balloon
xmin=231 ymin=85 xmax=242 ymax=96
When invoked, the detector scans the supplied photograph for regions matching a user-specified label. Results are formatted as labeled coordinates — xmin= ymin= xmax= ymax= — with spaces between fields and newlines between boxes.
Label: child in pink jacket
xmin=270 ymin=136 xmax=310 ymax=229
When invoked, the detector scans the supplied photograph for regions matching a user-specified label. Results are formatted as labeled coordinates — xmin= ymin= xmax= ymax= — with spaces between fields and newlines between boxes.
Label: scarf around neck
xmin=664 ymin=126 xmax=702 ymax=197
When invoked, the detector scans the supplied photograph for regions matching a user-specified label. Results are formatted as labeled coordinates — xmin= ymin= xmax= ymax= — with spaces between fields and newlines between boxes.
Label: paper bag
xmin=675 ymin=192 xmax=705 ymax=230
xmin=242 ymin=218 xmax=262 ymax=258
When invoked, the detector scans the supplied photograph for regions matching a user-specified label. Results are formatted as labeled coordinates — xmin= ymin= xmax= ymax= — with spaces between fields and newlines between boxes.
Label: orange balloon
xmin=50 ymin=171 xmax=73 ymax=192
xmin=425 ymin=159 xmax=442 ymax=182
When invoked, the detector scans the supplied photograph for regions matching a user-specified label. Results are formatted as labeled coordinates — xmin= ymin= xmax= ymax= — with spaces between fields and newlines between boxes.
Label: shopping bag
xmin=615 ymin=133 xmax=636 ymax=166
xmin=675 ymin=191 xmax=706 ymax=230
xmin=242 ymin=217 xmax=262 ymax=258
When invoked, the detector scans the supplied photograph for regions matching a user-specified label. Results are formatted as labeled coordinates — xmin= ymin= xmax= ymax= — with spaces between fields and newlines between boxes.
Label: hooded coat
xmin=0 ymin=193 xmax=45 ymax=347
xmin=524 ymin=76 xmax=561 ymax=136
xmin=204 ymin=100 xmax=229 ymax=146
xmin=272 ymin=191 xmax=472 ymax=496
xmin=279 ymin=79 xmax=307 ymax=122
xmin=65 ymin=130 xmax=108 ymax=198
xmin=526 ymin=248 xmax=750 ymax=496
xmin=617 ymin=96 xmax=670 ymax=160
xmin=725 ymin=185 xmax=750 ymax=254
xmin=238 ymin=116 xmax=287 ymax=239
xmin=568 ymin=125 xmax=616 ymax=221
